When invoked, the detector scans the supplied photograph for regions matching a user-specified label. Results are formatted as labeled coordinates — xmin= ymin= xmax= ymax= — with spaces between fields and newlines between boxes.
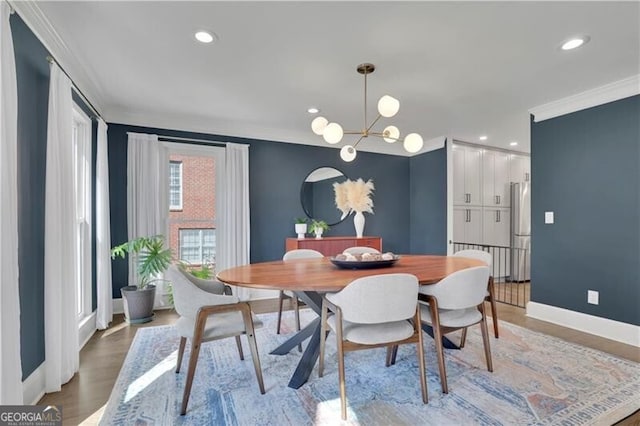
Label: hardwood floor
xmin=39 ymin=299 xmax=639 ymax=425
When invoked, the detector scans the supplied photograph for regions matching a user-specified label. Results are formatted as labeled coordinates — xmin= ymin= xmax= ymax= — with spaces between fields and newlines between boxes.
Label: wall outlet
xmin=545 ymin=211 xmax=554 ymax=224
xmin=587 ymin=290 xmax=599 ymax=305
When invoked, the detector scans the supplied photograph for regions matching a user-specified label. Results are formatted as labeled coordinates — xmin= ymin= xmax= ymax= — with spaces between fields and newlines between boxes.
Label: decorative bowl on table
xmin=329 ymin=252 xmax=400 ymax=269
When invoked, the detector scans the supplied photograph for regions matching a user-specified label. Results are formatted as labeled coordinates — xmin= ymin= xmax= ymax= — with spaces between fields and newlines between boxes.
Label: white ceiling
xmin=25 ymin=1 xmax=640 ymax=155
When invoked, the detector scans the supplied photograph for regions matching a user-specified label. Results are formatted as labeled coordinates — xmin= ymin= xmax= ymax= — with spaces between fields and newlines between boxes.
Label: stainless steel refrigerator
xmin=510 ymin=182 xmax=531 ymax=281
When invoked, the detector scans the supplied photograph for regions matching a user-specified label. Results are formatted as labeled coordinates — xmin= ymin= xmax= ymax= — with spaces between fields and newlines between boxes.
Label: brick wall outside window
xmin=168 ymin=154 xmax=216 ymax=266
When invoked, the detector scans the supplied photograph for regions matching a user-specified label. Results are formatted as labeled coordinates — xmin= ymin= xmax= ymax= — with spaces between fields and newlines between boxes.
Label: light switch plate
xmin=588 ymin=290 xmax=599 ymax=305
xmin=545 ymin=211 xmax=554 ymax=224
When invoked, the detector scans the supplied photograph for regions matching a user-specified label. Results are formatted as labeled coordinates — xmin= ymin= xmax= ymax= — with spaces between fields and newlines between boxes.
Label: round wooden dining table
xmin=217 ymin=254 xmax=483 ymax=389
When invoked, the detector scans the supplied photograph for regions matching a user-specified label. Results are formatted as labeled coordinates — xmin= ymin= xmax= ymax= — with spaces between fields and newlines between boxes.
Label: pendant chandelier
xmin=311 ymin=63 xmax=424 ymax=162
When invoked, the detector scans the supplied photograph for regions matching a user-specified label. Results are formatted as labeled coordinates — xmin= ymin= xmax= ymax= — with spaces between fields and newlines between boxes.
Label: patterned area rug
xmin=101 ymin=311 xmax=640 ymax=425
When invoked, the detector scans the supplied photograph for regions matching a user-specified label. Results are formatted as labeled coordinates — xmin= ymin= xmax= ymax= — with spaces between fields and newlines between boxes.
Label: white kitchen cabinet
xmin=453 ymin=206 xmax=483 ymax=244
xmin=482 ymin=150 xmax=511 ymax=207
xmin=510 ymin=154 xmax=531 ymax=183
xmin=453 ymin=144 xmax=483 ymax=206
xmin=482 ymin=207 xmax=511 ymax=246
xmin=482 ymin=207 xmax=511 ymax=278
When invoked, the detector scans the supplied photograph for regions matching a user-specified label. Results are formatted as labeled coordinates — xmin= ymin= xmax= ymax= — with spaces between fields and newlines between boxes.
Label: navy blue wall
xmin=531 ymin=96 xmax=640 ymax=326
xmin=13 ymin=13 xmax=48 ymax=380
xmin=108 ymin=124 xmax=412 ymax=295
xmin=409 ymin=146 xmax=447 ymax=254
xmin=12 ymin=14 xmax=100 ymax=379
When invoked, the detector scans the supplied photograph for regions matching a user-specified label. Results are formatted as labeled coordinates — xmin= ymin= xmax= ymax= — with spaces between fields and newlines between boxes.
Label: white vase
xmin=314 ymin=230 xmax=323 ymax=239
xmin=354 ymin=211 xmax=365 ymax=238
xmin=295 ymin=223 xmax=307 ymax=239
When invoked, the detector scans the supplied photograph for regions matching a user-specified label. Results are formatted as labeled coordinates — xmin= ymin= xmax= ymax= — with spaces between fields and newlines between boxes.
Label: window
xmin=169 ymin=161 xmax=183 ymax=210
xmin=179 ymin=229 xmax=216 ymax=265
xmin=72 ymin=104 xmax=92 ymax=321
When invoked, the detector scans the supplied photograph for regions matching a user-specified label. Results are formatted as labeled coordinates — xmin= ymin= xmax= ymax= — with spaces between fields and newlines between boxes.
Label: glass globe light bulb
xmin=378 ymin=95 xmax=400 ymax=118
xmin=311 ymin=116 xmax=328 ymax=135
xmin=403 ymin=133 xmax=424 ymax=153
xmin=323 ymin=122 xmax=344 ymax=144
xmin=383 ymin=125 xmax=400 ymax=143
xmin=340 ymin=145 xmax=357 ymax=162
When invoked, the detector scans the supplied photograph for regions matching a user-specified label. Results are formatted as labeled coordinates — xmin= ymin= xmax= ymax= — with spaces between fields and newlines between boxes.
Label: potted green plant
xmin=111 ymin=235 xmax=172 ymax=324
xmin=295 ymin=217 xmax=308 ymax=239
xmin=309 ymin=219 xmax=329 ymax=239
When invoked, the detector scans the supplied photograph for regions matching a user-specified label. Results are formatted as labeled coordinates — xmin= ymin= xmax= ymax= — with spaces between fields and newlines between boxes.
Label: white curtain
xmin=218 ymin=143 xmax=251 ymax=300
xmin=126 ymin=133 xmax=167 ymax=287
xmin=0 ymin=1 xmax=23 ymax=404
xmin=96 ymin=119 xmax=112 ymax=329
xmin=44 ymin=62 xmax=78 ymax=392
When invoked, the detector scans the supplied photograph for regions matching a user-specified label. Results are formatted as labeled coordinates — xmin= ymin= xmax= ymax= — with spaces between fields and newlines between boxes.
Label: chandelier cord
xmin=364 ymin=69 xmax=368 ymax=133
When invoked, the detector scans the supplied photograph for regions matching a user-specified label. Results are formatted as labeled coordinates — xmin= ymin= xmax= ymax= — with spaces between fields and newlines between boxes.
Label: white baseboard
xmin=22 ymin=362 xmax=45 ymax=405
xmin=113 ymin=297 xmax=124 ymax=314
xmin=112 ymin=289 xmax=279 ymax=313
xmin=526 ymin=302 xmax=640 ymax=347
xmin=79 ymin=312 xmax=97 ymax=350
xmin=112 ymin=296 xmax=174 ymax=315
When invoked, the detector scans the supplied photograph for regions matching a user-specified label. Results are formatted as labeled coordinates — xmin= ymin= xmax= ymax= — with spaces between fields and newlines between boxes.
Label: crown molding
xmin=530 ymin=74 xmax=640 ymax=122
xmin=11 ymin=0 xmax=106 ymax=116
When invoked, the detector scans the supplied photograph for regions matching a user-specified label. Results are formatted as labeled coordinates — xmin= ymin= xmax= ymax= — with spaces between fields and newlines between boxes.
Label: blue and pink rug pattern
xmin=101 ymin=312 xmax=640 ymax=425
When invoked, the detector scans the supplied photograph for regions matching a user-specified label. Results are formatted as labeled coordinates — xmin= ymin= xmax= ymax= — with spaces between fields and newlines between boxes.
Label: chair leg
xmin=429 ymin=302 xmax=448 ymax=394
xmin=294 ymin=297 xmax=302 ymax=352
xmin=385 ymin=346 xmax=393 ymax=367
xmin=415 ymin=310 xmax=428 ymax=404
xmin=235 ymin=335 xmax=244 ymax=360
xmin=478 ymin=303 xmax=494 ymax=372
xmin=318 ymin=299 xmax=328 ymax=377
xmin=460 ymin=328 xmax=468 ymax=348
xmin=390 ymin=344 xmax=399 ymax=365
xmin=181 ymin=333 xmax=204 ymax=415
xmin=241 ymin=306 xmax=266 ymax=394
xmin=176 ymin=336 xmax=187 ymax=374
xmin=488 ymin=277 xmax=499 ymax=338
xmin=335 ymin=310 xmax=347 ymax=421
xmin=276 ymin=290 xmax=285 ymax=334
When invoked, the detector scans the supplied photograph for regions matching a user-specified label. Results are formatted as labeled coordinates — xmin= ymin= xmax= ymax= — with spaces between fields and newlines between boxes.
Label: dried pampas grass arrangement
xmin=334 ymin=178 xmax=375 ymax=219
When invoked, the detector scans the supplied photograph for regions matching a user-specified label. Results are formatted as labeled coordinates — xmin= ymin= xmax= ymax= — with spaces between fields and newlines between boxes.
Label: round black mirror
xmin=300 ymin=167 xmax=347 ymax=226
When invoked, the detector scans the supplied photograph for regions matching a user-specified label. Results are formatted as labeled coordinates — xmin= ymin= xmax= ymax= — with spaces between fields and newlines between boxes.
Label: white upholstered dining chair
xmin=166 ymin=265 xmax=265 ymax=415
xmin=342 ymin=246 xmax=381 ymax=255
xmin=453 ymin=249 xmax=499 ymax=342
xmin=418 ymin=265 xmax=493 ymax=394
xmin=319 ymin=273 xmax=428 ymax=420
xmin=277 ymin=249 xmax=324 ymax=345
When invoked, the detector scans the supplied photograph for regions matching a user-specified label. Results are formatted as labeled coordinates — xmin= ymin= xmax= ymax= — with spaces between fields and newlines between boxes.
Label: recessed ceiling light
xmin=479 ymin=135 xmax=488 ymax=141
xmin=561 ymin=36 xmax=590 ymax=51
xmin=510 ymin=141 xmax=518 ymax=146
xmin=307 ymin=107 xmax=320 ymax=114
xmin=195 ymin=31 xmax=215 ymax=44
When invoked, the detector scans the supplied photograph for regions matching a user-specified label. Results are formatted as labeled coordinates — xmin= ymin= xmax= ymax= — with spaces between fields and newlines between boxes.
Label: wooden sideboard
xmin=285 ymin=236 xmax=382 ymax=257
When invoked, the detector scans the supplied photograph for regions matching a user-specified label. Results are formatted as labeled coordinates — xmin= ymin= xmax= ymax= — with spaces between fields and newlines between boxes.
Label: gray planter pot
xmin=121 ymin=285 xmax=156 ymax=324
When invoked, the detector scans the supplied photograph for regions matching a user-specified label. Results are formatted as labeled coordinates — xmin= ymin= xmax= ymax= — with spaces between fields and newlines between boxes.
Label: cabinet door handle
xmin=498 ymin=210 xmax=501 ymax=222
xmin=466 ymin=209 xmax=470 ymax=222
xmin=497 ymin=195 xmax=501 ymax=204
xmin=525 ymin=172 xmax=530 ymax=181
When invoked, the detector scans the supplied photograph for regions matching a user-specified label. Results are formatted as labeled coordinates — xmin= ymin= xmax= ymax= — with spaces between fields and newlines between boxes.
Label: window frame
xmin=179 ymin=228 xmax=216 ymax=265
xmin=169 ymin=160 xmax=183 ymax=211
xmin=72 ymin=103 xmax=93 ymax=323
